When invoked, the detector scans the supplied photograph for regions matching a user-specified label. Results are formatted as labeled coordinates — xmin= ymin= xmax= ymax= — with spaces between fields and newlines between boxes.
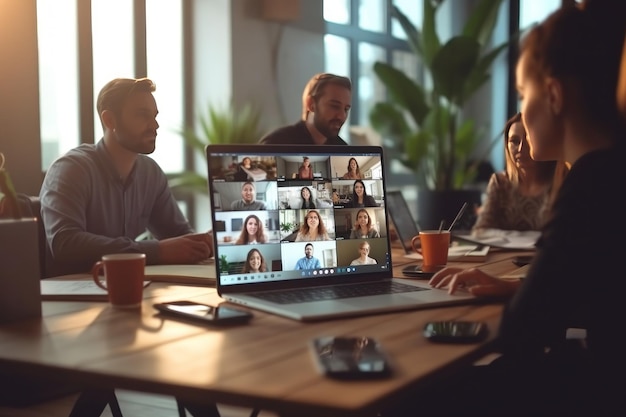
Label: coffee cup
xmin=91 ymin=253 xmax=148 ymax=308
xmin=411 ymin=230 xmax=450 ymax=266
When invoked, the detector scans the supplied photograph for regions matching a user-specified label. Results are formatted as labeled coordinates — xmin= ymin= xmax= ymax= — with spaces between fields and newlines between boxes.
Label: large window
xmin=324 ymin=0 xmax=422 ymax=179
xmin=36 ymin=0 xmax=184 ymax=173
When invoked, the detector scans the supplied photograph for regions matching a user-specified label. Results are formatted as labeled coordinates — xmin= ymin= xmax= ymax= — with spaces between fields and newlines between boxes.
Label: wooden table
xmin=0 ymin=248 xmax=530 ymax=417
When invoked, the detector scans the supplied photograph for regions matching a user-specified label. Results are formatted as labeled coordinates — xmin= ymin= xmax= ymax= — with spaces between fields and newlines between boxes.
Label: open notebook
xmin=206 ymin=144 xmax=476 ymax=321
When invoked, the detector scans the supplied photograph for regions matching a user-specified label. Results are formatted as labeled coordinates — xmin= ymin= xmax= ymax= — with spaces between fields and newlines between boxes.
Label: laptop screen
xmin=206 ymin=145 xmax=392 ymax=292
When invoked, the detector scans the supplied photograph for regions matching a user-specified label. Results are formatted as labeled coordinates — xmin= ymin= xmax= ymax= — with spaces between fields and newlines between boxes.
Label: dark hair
xmin=242 ymin=248 xmax=267 ymax=273
xmin=351 ymin=180 xmax=369 ymax=201
xmin=96 ymin=78 xmax=156 ymax=128
xmin=519 ymin=2 xmax=626 ymax=137
xmin=301 ymin=73 xmax=352 ymax=120
xmin=300 ymin=187 xmax=316 ymax=209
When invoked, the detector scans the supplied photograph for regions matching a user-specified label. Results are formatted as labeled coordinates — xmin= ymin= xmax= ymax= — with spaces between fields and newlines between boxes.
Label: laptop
xmin=206 ymin=144 xmax=476 ymax=321
xmin=386 ymin=190 xmax=421 ymax=254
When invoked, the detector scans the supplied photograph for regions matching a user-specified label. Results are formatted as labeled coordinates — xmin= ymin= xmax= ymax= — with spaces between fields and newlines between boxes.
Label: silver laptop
xmin=206 ymin=144 xmax=476 ymax=321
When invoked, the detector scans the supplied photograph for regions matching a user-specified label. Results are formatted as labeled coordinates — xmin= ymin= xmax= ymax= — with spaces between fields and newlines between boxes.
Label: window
xmin=36 ymin=0 xmax=184 ymax=173
xmin=324 ymin=0 xmax=424 ymax=183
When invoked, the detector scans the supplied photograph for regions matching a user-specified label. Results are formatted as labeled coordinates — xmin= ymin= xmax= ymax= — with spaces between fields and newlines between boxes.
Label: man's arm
xmin=40 ymin=153 xmax=161 ymax=274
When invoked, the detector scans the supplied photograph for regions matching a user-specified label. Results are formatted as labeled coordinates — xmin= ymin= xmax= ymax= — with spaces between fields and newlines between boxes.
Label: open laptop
xmin=206 ymin=144 xmax=476 ymax=321
xmin=386 ymin=190 xmax=421 ymax=254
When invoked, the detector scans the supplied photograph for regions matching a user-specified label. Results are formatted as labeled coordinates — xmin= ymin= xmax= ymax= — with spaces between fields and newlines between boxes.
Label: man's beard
xmin=313 ymin=115 xmax=341 ymax=139
xmin=114 ymin=124 xmax=156 ymax=155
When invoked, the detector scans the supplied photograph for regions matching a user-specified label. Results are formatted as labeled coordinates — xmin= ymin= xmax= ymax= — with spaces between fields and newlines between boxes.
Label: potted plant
xmin=168 ymin=101 xmax=263 ymax=195
xmin=369 ymin=0 xmax=508 ymax=229
xmin=218 ymin=254 xmax=230 ymax=274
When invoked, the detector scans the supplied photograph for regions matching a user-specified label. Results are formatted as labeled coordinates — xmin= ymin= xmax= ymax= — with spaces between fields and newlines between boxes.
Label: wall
xmin=0 ymin=0 xmax=43 ymax=196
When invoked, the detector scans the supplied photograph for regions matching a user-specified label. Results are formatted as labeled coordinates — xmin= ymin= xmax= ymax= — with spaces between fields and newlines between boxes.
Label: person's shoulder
xmin=259 ymin=121 xmax=307 ymax=144
xmin=46 ymin=143 xmax=100 ymax=177
xmin=329 ymin=136 xmax=348 ymax=146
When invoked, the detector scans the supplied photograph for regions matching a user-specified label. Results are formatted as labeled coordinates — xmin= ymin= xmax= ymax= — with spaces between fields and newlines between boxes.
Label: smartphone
xmin=153 ymin=301 xmax=253 ymax=326
xmin=402 ymin=264 xmax=445 ymax=279
xmin=311 ymin=336 xmax=392 ymax=379
xmin=512 ymin=255 xmax=534 ymax=267
xmin=423 ymin=321 xmax=488 ymax=343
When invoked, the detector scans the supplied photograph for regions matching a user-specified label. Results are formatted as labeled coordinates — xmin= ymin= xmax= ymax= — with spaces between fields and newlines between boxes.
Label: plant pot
xmin=416 ymin=189 xmax=482 ymax=231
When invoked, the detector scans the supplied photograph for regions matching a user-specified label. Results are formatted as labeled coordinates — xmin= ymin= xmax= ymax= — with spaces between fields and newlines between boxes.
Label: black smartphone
xmin=311 ymin=336 xmax=392 ymax=379
xmin=402 ymin=264 xmax=445 ymax=279
xmin=423 ymin=321 xmax=488 ymax=343
xmin=512 ymin=255 xmax=534 ymax=267
xmin=153 ymin=301 xmax=253 ymax=326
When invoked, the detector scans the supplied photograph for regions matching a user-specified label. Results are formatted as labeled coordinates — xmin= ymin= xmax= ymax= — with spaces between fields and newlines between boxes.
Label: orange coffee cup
xmin=92 ymin=253 xmax=148 ymax=308
xmin=411 ymin=230 xmax=450 ymax=266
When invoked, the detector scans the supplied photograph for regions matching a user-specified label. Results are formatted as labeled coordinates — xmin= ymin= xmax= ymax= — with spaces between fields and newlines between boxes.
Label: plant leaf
xmin=372 ymin=62 xmax=430 ymax=126
xmin=369 ymin=102 xmax=411 ymax=140
xmin=421 ymin=0 xmax=441 ymax=67
xmin=391 ymin=5 xmax=423 ymax=58
xmin=431 ymin=37 xmax=480 ymax=104
xmin=462 ymin=0 xmax=503 ymax=46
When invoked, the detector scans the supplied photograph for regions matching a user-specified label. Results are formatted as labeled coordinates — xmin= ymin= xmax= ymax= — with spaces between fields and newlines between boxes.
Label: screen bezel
xmin=205 ymin=144 xmax=394 ymax=296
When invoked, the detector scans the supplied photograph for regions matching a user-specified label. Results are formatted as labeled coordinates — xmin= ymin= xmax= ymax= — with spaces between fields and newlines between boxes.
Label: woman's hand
xmin=429 ymin=266 xmax=519 ymax=297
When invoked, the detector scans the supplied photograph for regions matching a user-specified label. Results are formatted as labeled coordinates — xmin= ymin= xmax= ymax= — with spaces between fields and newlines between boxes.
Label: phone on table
xmin=423 ymin=321 xmax=488 ymax=343
xmin=153 ymin=301 xmax=253 ymax=326
xmin=512 ymin=255 xmax=534 ymax=267
xmin=402 ymin=264 xmax=445 ymax=279
xmin=311 ymin=336 xmax=392 ymax=379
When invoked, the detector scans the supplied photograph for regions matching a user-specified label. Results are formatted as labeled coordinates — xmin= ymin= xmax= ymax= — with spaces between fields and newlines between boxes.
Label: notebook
xmin=206 ymin=144 xmax=477 ymax=321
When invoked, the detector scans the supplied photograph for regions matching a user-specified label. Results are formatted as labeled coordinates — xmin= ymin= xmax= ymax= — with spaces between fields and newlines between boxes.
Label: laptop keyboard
xmin=249 ymin=281 xmax=428 ymax=305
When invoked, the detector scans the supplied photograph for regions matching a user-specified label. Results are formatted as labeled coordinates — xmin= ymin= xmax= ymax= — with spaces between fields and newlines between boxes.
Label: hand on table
xmin=429 ymin=267 xmax=519 ymax=297
xmin=159 ymin=231 xmax=214 ymax=264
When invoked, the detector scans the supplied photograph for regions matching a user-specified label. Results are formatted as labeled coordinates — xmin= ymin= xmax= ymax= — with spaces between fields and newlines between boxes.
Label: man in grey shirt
xmin=40 ymin=77 xmax=213 ymax=278
xmin=230 ymin=181 xmax=267 ymax=210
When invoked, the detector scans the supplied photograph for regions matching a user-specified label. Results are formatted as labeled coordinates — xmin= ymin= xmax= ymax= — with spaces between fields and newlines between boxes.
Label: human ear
xmin=307 ymin=97 xmax=316 ymax=114
xmin=545 ymin=77 xmax=564 ymax=116
xmin=101 ymin=110 xmax=116 ymax=131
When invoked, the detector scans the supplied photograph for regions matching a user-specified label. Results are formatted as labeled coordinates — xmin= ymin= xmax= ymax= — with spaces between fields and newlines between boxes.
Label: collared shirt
xmin=40 ymin=139 xmax=193 ymax=277
xmin=295 ymin=256 xmax=322 ymax=270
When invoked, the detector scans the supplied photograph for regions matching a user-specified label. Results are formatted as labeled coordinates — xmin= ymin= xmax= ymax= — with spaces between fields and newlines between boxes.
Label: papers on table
xmin=454 ymin=229 xmax=540 ymax=250
xmin=41 ymin=263 xmax=217 ymax=301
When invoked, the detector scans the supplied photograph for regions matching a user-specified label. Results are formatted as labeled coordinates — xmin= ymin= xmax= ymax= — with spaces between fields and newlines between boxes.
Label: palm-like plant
xmin=370 ymin=0 xmax=508 ymax=191
xmin=168 ymin=102 xmax=263 ymax=195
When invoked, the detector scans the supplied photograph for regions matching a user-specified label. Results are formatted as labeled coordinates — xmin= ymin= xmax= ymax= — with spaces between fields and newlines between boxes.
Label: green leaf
xmin=462 ymin=41 xmax=508 ymax=101
xmin=369 ymin=102 xmax=411 ymax=141
xmin=391 ymin=5 xmax=424 ymax=58
xmin=431 ymin=37 xmax=480 ymax=104
xmin=372 ymin=62 xmax=430 ymax=126
xmin=421 ymin=0 xmax=441 ymax=67
xmin=170 ymin=101 xmax=262 ymax=195
xmin=462 ymin=0 xmax=503 ymax=46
